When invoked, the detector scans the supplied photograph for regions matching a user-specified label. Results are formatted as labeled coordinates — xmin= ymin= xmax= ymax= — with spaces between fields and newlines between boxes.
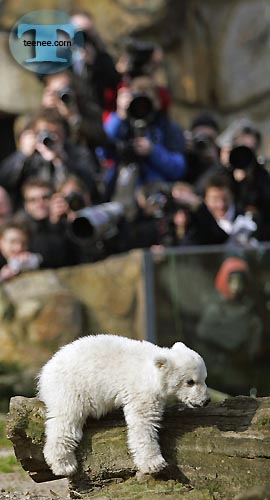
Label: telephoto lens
xmin=127 ymin=93 xmax=154 ymax=123
xmin=57 ymin=87 xmax=74 ymax=106
xmin=37 ymin=130 xmax=57 ymax=150
xmin=229 ymin=145 xmax=256 ymax=170
xmin=70 ymin=202 xmax=124 ymax=243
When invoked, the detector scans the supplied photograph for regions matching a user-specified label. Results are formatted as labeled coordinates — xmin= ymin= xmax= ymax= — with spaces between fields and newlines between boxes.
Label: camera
xmin=64 ymin=192 xmax=86 ymax=212
xmin=144 ymin=192 xmax=169 ymax=218
xmin=229 ymin=145 xmax=256 ymax=170
xmin=69 ymin=202 xmax=124 ymax=243
xmin=114 ymin=93 xmax=154 ymax=163
xmin=37 ymin=130 xmax=57 ymax=150
xmin=143 ymin=184 xmax=187 ymax=219
xmin=57 ymin=87 xmax=74 ymax=107
xmin=127 ymin=93 xmax=154 ymax=125
xmin=79 ymin=29 xmax=100 ymax=49
xmin=124 ymin=38 xmax=156 ymax=77
xmin=192 ymin=135 xmax=214 ymax=152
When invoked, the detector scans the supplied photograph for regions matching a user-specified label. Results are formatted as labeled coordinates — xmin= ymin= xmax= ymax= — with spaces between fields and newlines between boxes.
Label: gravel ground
xmin=0 ymin=471 xmax=69 ymax=500
xmin=0 ymin=413 xmax=69 ymax=500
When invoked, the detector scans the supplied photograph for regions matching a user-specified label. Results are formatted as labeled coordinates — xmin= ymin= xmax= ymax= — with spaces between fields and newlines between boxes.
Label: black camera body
xmin=192 ymin=134 xmax=214 ymax=152
xmin=64 ymin=192 xmax=86 ymax=212
xmin=143 ymin=185 xmax=188 ymax=219
xmin=125 ymin=38 xmax=156 ymax=77
xmin=115 ymin=93 xmax=155 ymax=163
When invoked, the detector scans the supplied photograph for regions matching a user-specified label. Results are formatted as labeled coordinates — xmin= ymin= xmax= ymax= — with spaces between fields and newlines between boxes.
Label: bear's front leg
xmin=123 ymin=400 xmax=167 ymax=474
xmin=44 ymin=416 xmax=84 ymax=476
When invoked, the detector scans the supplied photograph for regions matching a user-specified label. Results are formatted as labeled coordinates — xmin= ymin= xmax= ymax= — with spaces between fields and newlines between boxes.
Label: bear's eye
xmin=187 ymin=379 xmax=195 ymax=386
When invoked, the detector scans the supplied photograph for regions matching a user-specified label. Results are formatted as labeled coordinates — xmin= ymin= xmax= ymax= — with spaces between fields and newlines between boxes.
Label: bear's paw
xmin=138 ymin=455 xmax=168 ymax=475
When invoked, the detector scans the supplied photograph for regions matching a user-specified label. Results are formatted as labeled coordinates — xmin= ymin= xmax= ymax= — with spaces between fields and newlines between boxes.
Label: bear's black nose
xmin=203 ymin=397 xmax=211 ymax=407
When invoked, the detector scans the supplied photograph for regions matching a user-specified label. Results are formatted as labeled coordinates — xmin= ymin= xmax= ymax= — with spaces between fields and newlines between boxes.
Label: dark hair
xmin=233 ymin=125 xmax=262 ymax=148
xmin=21 ymin=178 xmax=54 ymax=198
xmin=14 ymin=115 xmax=35 ymax=142
xmin=69 ymin=9 xmax=105 ymax=52
xmin=204 ymin=174 xmax=233 ymax=195
xmin=32 ymin=108 xmax=70 ymax=137
xmin=191 ymin=111 xmax=220 ymax=133
xmin=0 ymin=219 xmax=31 ymax=240
xmin=57 ymin=175 xmax=89 ymax=195
xmin=138 ymin=182 xmax=171 ymax=199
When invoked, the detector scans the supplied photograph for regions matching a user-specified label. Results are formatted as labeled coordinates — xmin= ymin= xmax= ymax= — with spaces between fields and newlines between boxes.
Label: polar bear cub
xmin=38 ymin=335 xmax=210 ymax=477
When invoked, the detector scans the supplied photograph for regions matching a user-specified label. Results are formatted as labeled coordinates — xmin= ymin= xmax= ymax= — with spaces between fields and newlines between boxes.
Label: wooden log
xmin=6 ymin=396 xmax=270 ymax=499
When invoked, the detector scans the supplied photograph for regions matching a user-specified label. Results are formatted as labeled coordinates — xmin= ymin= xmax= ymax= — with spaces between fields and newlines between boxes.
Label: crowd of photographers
xmin=0 ymin=9 xmax=269 ymax=280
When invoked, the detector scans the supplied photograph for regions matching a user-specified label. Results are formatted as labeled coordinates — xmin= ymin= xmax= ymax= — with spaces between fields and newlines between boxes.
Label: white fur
xmin=38 ymin=335 xmax=210 ymax=476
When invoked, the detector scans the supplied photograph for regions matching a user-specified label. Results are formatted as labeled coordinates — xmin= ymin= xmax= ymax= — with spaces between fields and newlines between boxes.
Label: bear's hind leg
xmin=44 ymin=415 xmax=84 ymax=476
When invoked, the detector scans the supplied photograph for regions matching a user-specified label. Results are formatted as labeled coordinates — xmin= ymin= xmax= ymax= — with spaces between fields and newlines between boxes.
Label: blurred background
xmin=0 ymin=0 xmax=269 ymax=156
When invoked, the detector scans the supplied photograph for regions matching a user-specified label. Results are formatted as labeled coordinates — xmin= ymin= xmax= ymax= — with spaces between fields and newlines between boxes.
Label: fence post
xmin=143 ymin=250 xmax=157 ymax=344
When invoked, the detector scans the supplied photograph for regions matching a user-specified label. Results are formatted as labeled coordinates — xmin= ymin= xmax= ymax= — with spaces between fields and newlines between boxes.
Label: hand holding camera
xmin=49 ymin=194 xmax=70 ymax=224
xmin=172 ymin=188 xmax=202 ymax=212
xmin=116 ymin=87 xmax=155 ymax=159
xmin=116 ymin=87 xmax=132 ymax=120
xmin=35 ymin=130 xmax=64 ymax=163
xmin=50 ymin=191 xmax=86 ymax=224
xmin=19 ymin=126 xmax=64 ymax=163
xmin=19 ymin=130 xmax=37 ymax=157
xmin=133 ymin=136 xmax=153 ymax=156
xmin=42 ymin=86 xmax=79 ymax=122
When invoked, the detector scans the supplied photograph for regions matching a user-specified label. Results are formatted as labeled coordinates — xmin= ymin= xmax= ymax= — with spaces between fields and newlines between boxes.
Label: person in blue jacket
xmin=99 ymin=76 xmax=187 ymax=201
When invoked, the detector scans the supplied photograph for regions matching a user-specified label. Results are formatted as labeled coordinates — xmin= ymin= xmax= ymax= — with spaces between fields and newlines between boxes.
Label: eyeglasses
xmin=25 ymin=194 xmax=51 ymax=203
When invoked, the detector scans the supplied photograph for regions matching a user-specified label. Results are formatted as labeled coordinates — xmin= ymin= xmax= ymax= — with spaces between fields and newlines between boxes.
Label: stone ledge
xmin=6 ymin=396 xmax=270 ymax=499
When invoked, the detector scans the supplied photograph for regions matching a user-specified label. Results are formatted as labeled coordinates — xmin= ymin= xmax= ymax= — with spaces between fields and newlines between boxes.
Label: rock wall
xmin=0 ymin=0 xmax=269 ymax=143
xmin=6 ymin=395 xmax=270 ymax=499
xmin=0 ymin=251 xmax=146 ymax=399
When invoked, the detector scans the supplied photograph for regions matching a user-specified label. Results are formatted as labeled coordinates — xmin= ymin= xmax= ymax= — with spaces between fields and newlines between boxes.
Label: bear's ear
xmin=172 ymin=342 xmax=186 ymax=351
xmin=154 ymin=356 xmax=168 ymax=369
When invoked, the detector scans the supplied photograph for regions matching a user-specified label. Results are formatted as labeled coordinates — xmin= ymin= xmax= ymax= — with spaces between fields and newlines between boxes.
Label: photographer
xmin=0 ymin=109 xmax=99 ymax=207
xmin=128 ymin=183 xmax=174 ymax=249
xmin=49 ymin=176 xmax=129 ymax=263
xmin=227 ymin=124 xmax=270 ymax=239
xmin=171 ymin=181 xmax=230 ymax=246
xmin=70 ymin=10 xmax=121 ymax=110
xmin=202 ymin=174 xmax=262 ymax=246
xmin=42 ymin=70 xmax=108 ymax=150
xmin=115 ymin=39 xmax=171 ymax=113
xmin=185 ymin=112 xmax=223 ymax=193
xmin=49 ymin=175 xmax=92 ymax=225
xmin=18 ymin=178 xmax=78 ymax=268
xmin=128 ymin=181 xmax=228 ymax=250
xmin=116 ymin=39 xmax=164 ymax=80
xmin=100 ymin=77 xmax=186 ymax=203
